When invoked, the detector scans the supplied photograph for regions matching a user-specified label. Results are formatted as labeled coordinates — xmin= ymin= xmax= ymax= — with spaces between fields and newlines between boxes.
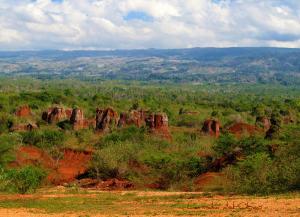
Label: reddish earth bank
xmin=12 ymin=146 xmax=92 ymax=185
xmin=194 ymin=172 xmax=223 ymax=190
xmin=15 ymin=105 xmax=31 ymax=117
xmin=228 ymin=122 xmax=260 ymax=137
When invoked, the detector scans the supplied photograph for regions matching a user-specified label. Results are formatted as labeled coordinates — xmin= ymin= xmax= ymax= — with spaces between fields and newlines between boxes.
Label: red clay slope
xmin=12 ymin=146 xmax=92 ymax=185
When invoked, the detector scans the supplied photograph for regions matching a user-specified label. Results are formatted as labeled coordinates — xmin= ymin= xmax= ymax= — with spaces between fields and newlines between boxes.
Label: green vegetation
xmin=0 ymin=166 xmax=46 ymax=194
xmin=0 ymin=78 xmax=298 ymax=194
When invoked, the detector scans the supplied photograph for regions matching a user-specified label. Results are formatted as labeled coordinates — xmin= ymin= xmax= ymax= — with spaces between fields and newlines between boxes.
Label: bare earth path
xmin=0 ymin=189 xmax=299 ymax=217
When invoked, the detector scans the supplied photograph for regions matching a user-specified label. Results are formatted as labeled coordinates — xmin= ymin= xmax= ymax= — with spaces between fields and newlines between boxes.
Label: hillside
xmin=1 ymin=48 xmax=300 ymax=84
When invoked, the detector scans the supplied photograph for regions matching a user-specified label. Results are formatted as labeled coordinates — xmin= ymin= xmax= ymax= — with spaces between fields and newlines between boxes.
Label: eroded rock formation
xmin=118 ymin=110 xmax=147 ymax=128
xmin=70 ymin=108 xmax=85 ymax=130
xmin=146 ymin=113 xmax=172 ymax=140
xmin=15 ymin=105 xmax=31 ymax=117
xmin=202 ymin=119 xmax=220 ymax=138
xmin=70 ymin=108 xmax=96 ymax=130
xmin=42 ymin=107 xmax=68 ymax=124
xmin=96 ymin=108 xmax=119 ymax=132
xmin=255 ymin=116 xmax=271 ymax=132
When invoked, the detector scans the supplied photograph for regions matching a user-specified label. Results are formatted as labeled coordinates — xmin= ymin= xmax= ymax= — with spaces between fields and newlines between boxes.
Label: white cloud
xmin=0 ymin=0 xmax=300 ymax=50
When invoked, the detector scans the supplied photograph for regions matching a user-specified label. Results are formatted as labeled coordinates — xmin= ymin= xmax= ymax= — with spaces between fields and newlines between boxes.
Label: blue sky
xmin=0 ymin=0 xmax=300 ymax=50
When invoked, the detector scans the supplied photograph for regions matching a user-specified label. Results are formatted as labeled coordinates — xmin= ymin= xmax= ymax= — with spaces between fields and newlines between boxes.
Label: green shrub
xmin=21 ymin=130 xmax=65 ymax=149
xmin=99 ymin=126 xmax=145 ymax=147
xmin=3 ymin=166 xmax=46 ymax=194
xmin=90 ymin=142 xmax=138 ymax=180
xmin=213 ymin=133 xmax=237 ymax=156
xmin=224 ymin=153 xmax=273 ymax=194
xmin=0 ymin=134 xmax=21 ymax=166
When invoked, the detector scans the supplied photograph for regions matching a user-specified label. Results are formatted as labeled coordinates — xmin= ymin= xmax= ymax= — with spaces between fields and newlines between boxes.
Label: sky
xmin=0 ymin=0 xmax=300 ymax=50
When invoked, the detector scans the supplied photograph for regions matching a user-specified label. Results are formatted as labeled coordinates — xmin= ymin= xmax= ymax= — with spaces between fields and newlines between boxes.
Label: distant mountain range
xmin=0 ymin=47 xmax=300 ymax=84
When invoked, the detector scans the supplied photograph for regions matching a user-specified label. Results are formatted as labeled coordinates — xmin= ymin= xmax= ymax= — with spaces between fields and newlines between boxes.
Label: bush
xmin=99 ymin=126 xmax=145 ymax=147
xmin=224 ymin=153 xmax=273 ymax=194
xmin=21 ymin=130 xmax=65 ymax=149
xmin=0 ymin=134 xmax=21 ymax=166
xmin=224 ymin=146 xmax=300 ymax=194
xmin=213 ymin=133 xmax=237 ymax=156
xmin=1 ymin=166 xmax=46 ymax=194
xmin=90 ymin=142 xmax=138 ymax=180
xmin=140 ymin=151 xmax=206 ymax=189
xmin=213 ymin=134 xmax=268 ymax=157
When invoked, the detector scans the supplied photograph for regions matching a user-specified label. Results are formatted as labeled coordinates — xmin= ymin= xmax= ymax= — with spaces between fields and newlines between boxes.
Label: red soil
xmin=49 ymin=149 xmax=92 ymax=185
xmin=228 ymin=122 xmax=260 ymax=137
xmin=194 ymin=172 xmax=223 ymax=189
xmin=12 ymin=146 xmax=92 ymax=185
xmin=15 ymin=105 xmax=31 ymax=117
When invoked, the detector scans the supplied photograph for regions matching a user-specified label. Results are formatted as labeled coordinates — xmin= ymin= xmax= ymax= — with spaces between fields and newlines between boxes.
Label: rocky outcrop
xmin=146 ymin=113 xmax=172 ymax=140
xmin=202 ymin=119 xmax=220 ymax=138
xmin=65 ymin=108 xmax=73 ymax=119
xmin=96 ymin=108 xmax=119 ymax=132
xmin=70 ymin=108 xmax=96 ymax=130
xmin=15 ymin=105 xmax=31 ymax=117
xmin=118 ymin=110 xmax=147 ymax=128
xmin=70 ymin=108 xmax=85 ymax=130
xmin=10 ymin=123 xmax=38 ymax=132
xmin=42 ymin=107 xmax=68 ymax=124
xmin=255 ymin=116 xmax=271 ymax=131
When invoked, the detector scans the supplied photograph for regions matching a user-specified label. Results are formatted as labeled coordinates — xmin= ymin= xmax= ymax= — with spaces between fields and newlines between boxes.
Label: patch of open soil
xmin=228 ymin=122 xmax=261 ymax=137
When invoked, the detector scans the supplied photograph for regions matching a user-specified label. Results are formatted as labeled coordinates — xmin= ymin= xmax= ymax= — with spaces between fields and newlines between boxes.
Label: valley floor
xmin=0 ymin=188 xmax=299 ymax=217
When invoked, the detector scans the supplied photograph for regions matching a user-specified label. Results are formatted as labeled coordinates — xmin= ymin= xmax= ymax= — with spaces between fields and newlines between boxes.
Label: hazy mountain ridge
xmin=0 ymin=47 xmax=300 ymax=84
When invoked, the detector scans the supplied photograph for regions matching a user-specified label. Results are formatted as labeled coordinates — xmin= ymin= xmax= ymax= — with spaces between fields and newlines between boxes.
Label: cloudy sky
xmin=0 ymin=0 xmax=300 ymax=50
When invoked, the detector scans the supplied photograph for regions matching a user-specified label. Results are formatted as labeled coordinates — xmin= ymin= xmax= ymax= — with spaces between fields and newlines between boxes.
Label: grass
xmin=0 ymin=193 xmax=211 ymax=216
xmin=0 ymin=190 xmax=299 ymax=216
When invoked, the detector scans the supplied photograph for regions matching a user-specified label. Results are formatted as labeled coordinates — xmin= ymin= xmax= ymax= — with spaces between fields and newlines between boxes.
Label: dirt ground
xmin=0 ymin=189 xmax=299 ymax=217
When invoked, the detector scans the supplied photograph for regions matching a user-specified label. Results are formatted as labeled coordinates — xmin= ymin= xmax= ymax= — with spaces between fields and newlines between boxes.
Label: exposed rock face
xmin=96 ymin=108 xmax=119 ymax=132
xmin=10 ymin=123 xmax=38 ymax=132
xmin=146 ymin=113 xmax=172 ymax=140
xmin=70 ymin=108 xmax=85 ymax=130
xmin=42 ymin=107 xmax=68 ymax=124
xmin=118 ymin=110 xmax=147 ymax=128
xmin=255 ymin=116 xmax=271 ymax=131
xmin=65 ymin=108 xmax=73 ymax=119
xmin=15 ymin=105 xmax=31 ymax=117
xmin=228 ymin=122 xmax=258 ymax=137
xmin=202 ymin=119 xmax=220 ymax=138
xmin=69 ymin=108 xmax=96 ymax=130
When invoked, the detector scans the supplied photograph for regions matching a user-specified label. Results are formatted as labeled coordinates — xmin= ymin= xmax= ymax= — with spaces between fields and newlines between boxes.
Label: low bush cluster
xmin=0 ymin=166 xmax=46 ymax=194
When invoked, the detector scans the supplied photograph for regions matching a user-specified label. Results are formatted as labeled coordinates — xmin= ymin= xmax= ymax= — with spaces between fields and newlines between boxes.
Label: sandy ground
xmin=0 ymin=190 xmax=299 ymax=217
